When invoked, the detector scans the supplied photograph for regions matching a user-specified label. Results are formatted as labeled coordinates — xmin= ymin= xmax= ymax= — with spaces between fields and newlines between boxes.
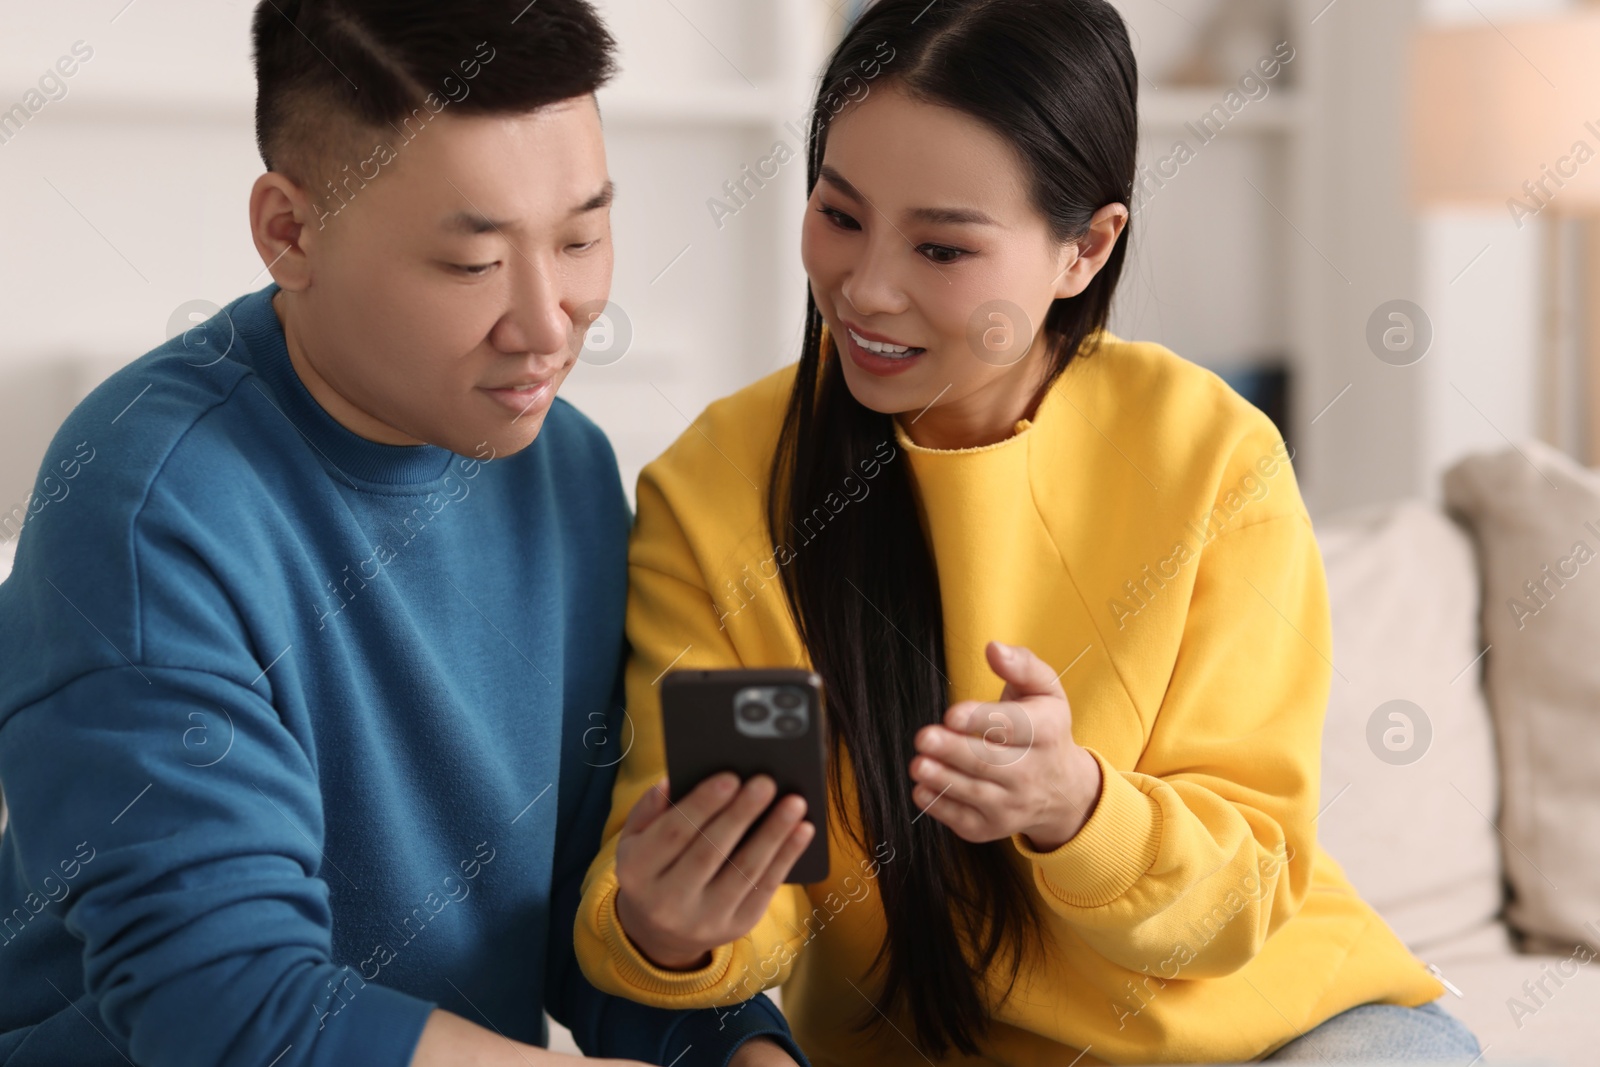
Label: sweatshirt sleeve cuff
xmin=1010 ymin=746 xmax=1162 ymax=909
xmin=314 ymin=976 xmax=437 ymax=1066
xmin=594 ymin=874 xmax=740 ymax=1000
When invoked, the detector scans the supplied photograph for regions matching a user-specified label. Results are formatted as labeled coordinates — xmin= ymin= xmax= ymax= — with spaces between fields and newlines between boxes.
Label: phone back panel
xmin=659 ymin=668 xmax=830 ymax=883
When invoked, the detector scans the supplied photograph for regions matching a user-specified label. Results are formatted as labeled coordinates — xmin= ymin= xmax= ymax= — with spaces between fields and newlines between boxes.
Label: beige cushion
xmin=1313 ymin=500 xmax=1503 ymax=951
xmin=1427 ymin=918 xmax=1600 ymax=1067
xmin=1444 ymin=439 xmax=1600 ymax=952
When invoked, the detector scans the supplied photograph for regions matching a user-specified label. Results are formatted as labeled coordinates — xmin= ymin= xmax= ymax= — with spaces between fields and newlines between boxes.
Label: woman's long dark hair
xmin=765 ymin=0 xmax=1138 ymax=1057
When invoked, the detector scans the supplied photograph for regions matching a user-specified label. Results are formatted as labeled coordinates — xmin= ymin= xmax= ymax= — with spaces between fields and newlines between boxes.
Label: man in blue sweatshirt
xmin=0 ymin=2 xmax=805 ymax=1065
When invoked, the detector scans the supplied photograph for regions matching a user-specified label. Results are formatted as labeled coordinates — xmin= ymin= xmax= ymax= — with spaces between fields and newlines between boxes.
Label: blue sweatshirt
xmin=0 ymin=283 xmax=805 ymax=1067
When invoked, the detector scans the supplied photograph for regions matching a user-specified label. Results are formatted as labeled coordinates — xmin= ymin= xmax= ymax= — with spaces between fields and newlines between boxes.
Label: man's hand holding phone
xmin=613 ymin=772 xmax=814 ymax=971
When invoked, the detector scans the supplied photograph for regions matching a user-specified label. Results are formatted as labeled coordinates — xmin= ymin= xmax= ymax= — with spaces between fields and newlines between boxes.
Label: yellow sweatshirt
xmin=575 ymin=330 xmax=1445 ymax=1066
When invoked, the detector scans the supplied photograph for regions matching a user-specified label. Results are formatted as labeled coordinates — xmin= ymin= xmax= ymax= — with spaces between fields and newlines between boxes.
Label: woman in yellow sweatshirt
xmin=576 ymin=1 xmax=1481 ymax=1063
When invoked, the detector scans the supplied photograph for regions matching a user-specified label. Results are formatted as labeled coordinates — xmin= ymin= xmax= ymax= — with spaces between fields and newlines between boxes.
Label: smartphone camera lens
xmin=733 ymin=686 xmax=809 ymax=739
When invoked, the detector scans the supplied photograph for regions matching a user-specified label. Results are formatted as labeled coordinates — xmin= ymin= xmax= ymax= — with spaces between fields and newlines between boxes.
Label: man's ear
xmin=249 ymin=171 xmax=318 ymax=293
xmin=1052 ymin=202 xmax=1129 ymax=300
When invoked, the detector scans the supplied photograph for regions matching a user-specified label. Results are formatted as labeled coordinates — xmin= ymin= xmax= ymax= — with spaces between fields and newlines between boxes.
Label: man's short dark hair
xmin=252 ymin=0 xmax=618 ymax=198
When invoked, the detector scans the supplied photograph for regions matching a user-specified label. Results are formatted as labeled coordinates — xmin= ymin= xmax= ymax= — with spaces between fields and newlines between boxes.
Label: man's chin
xmin=440 ymin=411 xmax=552 ymax=460
xmin=426 ymin=384 xmax=560 ymax=457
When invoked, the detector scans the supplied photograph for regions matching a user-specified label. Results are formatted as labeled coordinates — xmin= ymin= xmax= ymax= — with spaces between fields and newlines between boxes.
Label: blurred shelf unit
xmin=556 ymin=0 xmax=831 ymax=501
xmin=1120 ymin=0 xmax=1311 ymax=455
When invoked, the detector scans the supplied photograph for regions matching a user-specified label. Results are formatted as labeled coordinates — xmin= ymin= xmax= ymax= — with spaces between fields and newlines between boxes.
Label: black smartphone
xmin=659 ymin=668 xmax=830 ymax=884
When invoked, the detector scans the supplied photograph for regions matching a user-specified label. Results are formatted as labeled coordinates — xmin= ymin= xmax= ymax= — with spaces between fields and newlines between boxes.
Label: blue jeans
xmin=1261 ymin=999 xmax=1482 ymax=1061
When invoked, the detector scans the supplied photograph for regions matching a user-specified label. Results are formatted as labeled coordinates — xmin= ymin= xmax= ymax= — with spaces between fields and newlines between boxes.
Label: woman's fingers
xmin=619 ymin=775 xmax=672 ymax=837
xmin=613 ymin=775 xmax=814 ymax=968
xmin=915 ymin=714 xmax=1034 ymax=780
xmin=663 ymin=774 xmax=782 ymax=887
xmin=626 ymin=772 xmax=743 ymax=881
xmin=760 ymin=819 xmax=817 ymax=888
xmin=988 ymin=640 xmax=1067 ymax=702
xmin=710 ymin=793 xmax=809 ymax=900
xmin=965 ymin=696 xmax=1039 ymax=747
xmin=616 ymin=779 xmax=677 ymax=883
xmin=730 ymin=819 xmax=816 ymax=929
xmin=911 ymin=755 xmax=1006 ymax=812
xmin=911 ymin=777 xmax=995 ymax=841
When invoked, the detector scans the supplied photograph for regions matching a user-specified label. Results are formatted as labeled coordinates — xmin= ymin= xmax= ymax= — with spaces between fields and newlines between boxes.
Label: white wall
xmin=0 ymin=1 xmax=268 ymax=515
xmin=1417 ymin=214 xmax=1546 ymax=497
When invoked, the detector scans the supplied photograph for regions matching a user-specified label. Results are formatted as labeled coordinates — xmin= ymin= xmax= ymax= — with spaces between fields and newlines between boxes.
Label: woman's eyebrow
xmin=818 ymin=164 xmax=995 ymax=226
xmin=819 ymin=163 xmax=864 ymax=202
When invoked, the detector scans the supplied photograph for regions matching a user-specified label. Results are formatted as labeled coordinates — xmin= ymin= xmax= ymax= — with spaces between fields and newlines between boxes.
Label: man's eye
xmin=568 ymin=238 xmax=603 ymax=253
xmin=451 ymin=262 xmax=497 ymax=276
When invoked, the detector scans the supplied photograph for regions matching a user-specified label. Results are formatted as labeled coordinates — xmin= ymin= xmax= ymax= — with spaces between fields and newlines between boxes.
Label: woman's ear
xmin=1052 ymin=202 xmax=1129 ymax=300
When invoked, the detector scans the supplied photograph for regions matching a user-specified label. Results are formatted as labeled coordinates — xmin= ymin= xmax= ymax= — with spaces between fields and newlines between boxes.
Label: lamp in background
xmin=1410 ymin=6 xmax=1600 ymax=463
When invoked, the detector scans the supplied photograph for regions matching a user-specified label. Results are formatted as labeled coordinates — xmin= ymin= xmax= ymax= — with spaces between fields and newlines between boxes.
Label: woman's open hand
xmin=613 ymin=772 xmax=814 ymax=971
xmin=910 ymin=641 xmax=1103 ymax=851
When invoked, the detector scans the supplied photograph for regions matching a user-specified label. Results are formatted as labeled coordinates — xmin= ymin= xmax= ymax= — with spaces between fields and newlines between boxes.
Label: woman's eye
xmin=815 ymin=203 xmax=964 ymax=263
xmin=817 ymin=205 xmax=861 ymax=231
xmin=919 ymin=244 xmax=967 ymax=265
xmin=568 ymin=238 xmax=603 ymax=253
xmin=451 ymin=262 xmax=497 ymax=276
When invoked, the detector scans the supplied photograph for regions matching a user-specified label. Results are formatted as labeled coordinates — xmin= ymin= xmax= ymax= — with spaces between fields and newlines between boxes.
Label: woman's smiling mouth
xmin=841 ymin=320 xmax=926 ymax=376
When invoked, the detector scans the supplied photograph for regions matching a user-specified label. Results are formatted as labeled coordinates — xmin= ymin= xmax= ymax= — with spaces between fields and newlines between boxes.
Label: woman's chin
xmin=838 ymin=350 xmax=953 ymax=414
xmin=838 ymin=363 xmax=920 ymax=415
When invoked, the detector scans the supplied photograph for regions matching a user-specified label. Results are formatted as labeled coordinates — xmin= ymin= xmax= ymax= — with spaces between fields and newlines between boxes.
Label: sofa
xmin=1310 ymin=439 xmax=1600 ymax=1067
xmin=517 ymin=436 xmax=1600 ymax=1062
xmin=3 ymin=437 xmax=1597 ymax=1064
